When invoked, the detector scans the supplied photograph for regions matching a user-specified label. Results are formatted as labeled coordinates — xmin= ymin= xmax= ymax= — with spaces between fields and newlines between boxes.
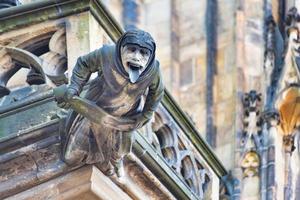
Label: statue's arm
xmin=140 ymin=67 xmax=164 ymax=125
xmin=68 ymin=48 xmax=103 ymax=95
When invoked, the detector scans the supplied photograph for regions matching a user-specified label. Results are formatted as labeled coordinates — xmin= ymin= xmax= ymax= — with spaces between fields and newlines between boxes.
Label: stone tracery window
xmin=147 ymin=107 xmax=212 ymax=198
xmin=0 ymin=26 xmax=68 ymax=99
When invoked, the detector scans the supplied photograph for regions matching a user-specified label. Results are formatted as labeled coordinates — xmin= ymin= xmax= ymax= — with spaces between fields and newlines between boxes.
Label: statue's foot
xmin=97 ymin=159 xmax=125 ymax=177
xmin=103 ymin=162 xmax=115 ymax=176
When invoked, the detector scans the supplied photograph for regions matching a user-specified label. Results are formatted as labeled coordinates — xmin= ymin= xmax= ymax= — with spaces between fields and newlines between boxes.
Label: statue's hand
xmin=57 ymin=87 xmax=78 ymax=109
xmin=134 ymin=114 xmax=149 ymax=129
xmin=65 ymin=88 xmax=78 ymax=100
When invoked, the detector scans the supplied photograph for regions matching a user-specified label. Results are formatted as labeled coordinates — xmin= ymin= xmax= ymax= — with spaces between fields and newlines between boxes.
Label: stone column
xmin=259 ymin=122 xmax=269 ymax=200
xmin=290 ymin=132 xmax=300 ymax=199
xmin=263 ymin=111 xmax=284 ymax=200
xmin=205 ymin=0 xmax=217 ymax=147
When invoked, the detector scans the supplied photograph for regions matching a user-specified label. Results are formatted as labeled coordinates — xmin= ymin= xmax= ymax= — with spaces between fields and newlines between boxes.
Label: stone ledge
xmin=5 ymin=165 xmax=132 ymax=200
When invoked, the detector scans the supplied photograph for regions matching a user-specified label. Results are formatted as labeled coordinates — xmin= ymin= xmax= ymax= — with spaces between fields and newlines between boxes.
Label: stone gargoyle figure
xmin=58 ymin=29 xmax=164 ymax=177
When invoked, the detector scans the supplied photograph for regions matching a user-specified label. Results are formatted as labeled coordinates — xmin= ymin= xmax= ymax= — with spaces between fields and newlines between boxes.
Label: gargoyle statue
xmin=56 ymin=29 xmax=164 ymax=177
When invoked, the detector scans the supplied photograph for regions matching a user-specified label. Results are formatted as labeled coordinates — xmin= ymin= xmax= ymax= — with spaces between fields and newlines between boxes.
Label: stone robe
xmin=62 ymin=44 xmax=164 ymax=170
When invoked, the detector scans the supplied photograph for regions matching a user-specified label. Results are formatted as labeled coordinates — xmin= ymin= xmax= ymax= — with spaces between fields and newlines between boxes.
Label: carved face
xmin=241 ymin=151 xmax=260 ymax=177
xmin=121 ymin=44 xmax=151 ymax=83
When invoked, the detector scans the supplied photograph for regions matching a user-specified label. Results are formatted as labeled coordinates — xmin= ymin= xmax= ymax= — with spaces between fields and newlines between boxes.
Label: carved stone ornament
xmin=57 ymin=29 xmax=164 ymax=177
xmin=240 ymin=151 xmax=260 ymax=200
xmin=262 ymin=109 xmax=280 ymax=127
xmin=277 ymin=7 xmax=300 ymax=91
xmin=0 ymin=27 xmax=68 ymax=100
xmin=264 ymin=16 xmax=276 ymax=87
xmin=283 ymin=135 xmax=296 ymax=153
xmin=277 ymin=86 xmax=300 ymax=136
xmin=242 ymin=90 xmax=262 ymax=149
xmin=241 ymin=151 xmax=260 ymax=178
xmin=147 ymin=107 xmax=212 ymax=198
xmin=285 ymin=7 xmax=300 ymax=37
xmin=275 ymin=8 xmax=300 ymax=138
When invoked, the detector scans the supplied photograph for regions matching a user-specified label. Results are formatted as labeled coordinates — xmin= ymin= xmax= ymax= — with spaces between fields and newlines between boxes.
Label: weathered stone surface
xmin=65 ymin=12 xmax=91 ymax=76
xmin=0 ymin=117 xmax=193 ymax=199
xmin=0 ymin=99 xmax=58 ymax=137
xmin=178 ymin=0 xmax=206 ymax=47
xmin=215 ymin=144 xmax=235 ymax=170
xmin=6 ymin=165 xmax=133 ymax=200
xmin=0 ymin=133 xmax=67 ymax=199
xmin=214 ymin=74 xmax=235 ymax=102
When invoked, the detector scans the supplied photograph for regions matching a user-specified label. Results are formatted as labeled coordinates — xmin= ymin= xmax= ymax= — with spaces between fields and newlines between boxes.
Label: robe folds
xmin=62 ymin=43 xmax=164 ymax=168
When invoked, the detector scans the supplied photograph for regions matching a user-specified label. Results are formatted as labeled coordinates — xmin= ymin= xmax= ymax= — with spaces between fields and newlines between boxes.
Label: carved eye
xmin=128 ymin=46 xmax=136 ymax=52
xmin=140 ymin=49 xmax=150 ymax=56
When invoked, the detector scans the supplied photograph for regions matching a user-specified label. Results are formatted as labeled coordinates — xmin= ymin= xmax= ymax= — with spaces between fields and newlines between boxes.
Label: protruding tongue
xmin=128 ymin=65 xmax=141 ymax=83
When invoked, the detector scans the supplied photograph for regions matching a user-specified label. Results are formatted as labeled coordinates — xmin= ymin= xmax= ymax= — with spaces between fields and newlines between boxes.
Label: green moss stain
xmin=77 ymin=13 xmax=89 ymax=41
xmin=0 ymin=0 xmax=89 ymax=33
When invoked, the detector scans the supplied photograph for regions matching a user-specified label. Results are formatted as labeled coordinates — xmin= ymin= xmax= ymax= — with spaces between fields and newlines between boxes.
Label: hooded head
xmin=116 ymin=29 xmax=156 ymax=83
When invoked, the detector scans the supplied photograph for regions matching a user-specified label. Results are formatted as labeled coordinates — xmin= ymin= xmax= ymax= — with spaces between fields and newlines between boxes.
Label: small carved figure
xmin=59 ymin=29 xmax=164 ymax=176
xmin=240 ymin=151 xmax=260 ymax=200
xmin=242 ymin=90 xmax=262 ymax=149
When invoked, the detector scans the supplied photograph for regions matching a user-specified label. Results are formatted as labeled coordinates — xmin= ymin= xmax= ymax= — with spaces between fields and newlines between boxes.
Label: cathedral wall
xmin=212 ymin=0 xmax=237 ymax=169
xmin=142 ymin=0 xmax=172 ymax=89
xmin=140 ymin=0 xmax=208 ymax=137
xmin=175 ymin=0 xmax=207 ymax=136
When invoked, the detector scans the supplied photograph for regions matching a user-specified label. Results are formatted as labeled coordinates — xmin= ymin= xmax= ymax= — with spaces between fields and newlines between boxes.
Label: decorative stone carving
xmin=283 ymin=135 xmax=296 ymax=153
xmin=145 ymin=106 xmax=211 ymax=198
xmin=242 ymin=90 xmax=262 ymax=150
xmin=277 ymin=7 xmax=300 ymax=91
xmin=273 ymin=9 xmax=300 ymax=196
xmin=262 ymin=109 xmax=280 ymax=128
xmin=0 ymin=27 xmax=68 ymax=98
xmin=285 ymin=7 xmax=300 ymax=35
xmin=0 ymin=1 xmax=225 ymax=199
xmin=239 ymin=90 xmax=262 ymax=200
xmin=275 ymin=7 xmax=300 ymax=139
xmin=58 ymin=29 xmax=164 ymax=177
xmin=40 ymin=28 xmax=68 ymax=86
xmin=241 ymin=151 xmax=260 ymax=178
xmin=277 ymin=86 xmax=300 ymax=137
xmin=264 ymin=16 xmax=276 ymax=86
xmin=240 ymin=151 xmax=260 ymax=199
xmin=0 ymin=46 xmax=46 ymax=97
xmin=273 ymin=16 xmax=300 ymax=200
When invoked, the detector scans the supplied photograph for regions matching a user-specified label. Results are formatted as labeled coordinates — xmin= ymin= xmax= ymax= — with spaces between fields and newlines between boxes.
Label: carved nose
xmin=132 ymin=56 xmax=139 ymax=62
xmin=133 ymin=51 xmax=142 ymax=61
